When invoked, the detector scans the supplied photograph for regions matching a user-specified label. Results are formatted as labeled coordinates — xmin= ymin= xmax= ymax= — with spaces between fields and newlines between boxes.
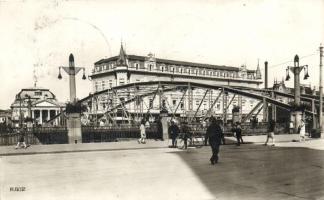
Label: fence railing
xmin=81 ymin=124 xmax=162 ymax=143
xmin=0 ymin=122 xmax=290 ymax=146
xmin=185 ymin=122 xmax=288 ymax=136
xmin=0 ymin=127 xmax=68 ymax=146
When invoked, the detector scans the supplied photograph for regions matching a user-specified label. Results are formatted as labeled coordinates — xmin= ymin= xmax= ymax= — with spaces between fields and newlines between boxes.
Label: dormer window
xmin=135 ymin=63 xmax=139 ymax=70
xmin=35 ymin=91 xmax=42 ymax=96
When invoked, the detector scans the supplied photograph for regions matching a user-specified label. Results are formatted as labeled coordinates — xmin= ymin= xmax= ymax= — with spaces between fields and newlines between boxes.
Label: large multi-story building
xmin=88 ymin=44 xmax=263 ymax=123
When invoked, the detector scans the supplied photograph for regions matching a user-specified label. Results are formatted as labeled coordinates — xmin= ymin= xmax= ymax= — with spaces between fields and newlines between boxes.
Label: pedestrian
xmin=138 ymin=120 xmax=146 ymax=144
xmin=265 ymin=119 xmax=275 ymax=146
xmin=206 ymin=116 xmax=222 ymax=165
xmin=180 ymin=122 xmax=190 ymax=149
xmin=168 ymin=120 xmax=180 ymax=148
xmin=157 ymin=117 xmax=163 ymax=140
xmin=234 ymin=122 xmax=243 ymax=146
xmin=15 ymin=128 xmax=27 ymax=149
xmin=219 ymin=120 xmax=226 ymax=145
xmin=299 ymin=119 xmax=306 ymax=142
xmin=289 ymin=121 xmax=294 ymax=134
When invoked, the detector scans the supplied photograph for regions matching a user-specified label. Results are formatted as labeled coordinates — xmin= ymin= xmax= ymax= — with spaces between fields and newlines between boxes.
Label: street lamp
xmin=285 ymin=55 xmax=309 ymax=106
xmin=57 ymin=54 xmax=87 ymax=102
xmin=285 ymin=54 xmax=310 ymax=134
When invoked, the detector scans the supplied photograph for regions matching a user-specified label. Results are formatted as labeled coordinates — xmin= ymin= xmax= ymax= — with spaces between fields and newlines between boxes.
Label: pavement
xmin=1 ymin=134 xmax=324 ymax=200
xmin=0 ymin=134 xmax=314 ymax=156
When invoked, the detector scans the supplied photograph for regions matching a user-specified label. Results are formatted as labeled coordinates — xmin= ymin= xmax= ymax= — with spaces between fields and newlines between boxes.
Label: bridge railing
xmin=183 ymin=122 xmax=288 ymax=137
xmin=81 ymin=123 xmax=162 ymax=143
xmin=0 ymin=127 xmax=68 ymax=146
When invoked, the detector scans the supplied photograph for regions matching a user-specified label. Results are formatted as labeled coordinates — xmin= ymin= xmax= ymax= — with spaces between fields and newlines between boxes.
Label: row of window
xmin=94 ymin=61 xmax=254 ymax=79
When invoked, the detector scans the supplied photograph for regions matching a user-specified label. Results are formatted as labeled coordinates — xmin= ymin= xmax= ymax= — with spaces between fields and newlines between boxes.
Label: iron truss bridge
xmin=67 ymin=81 xmax=318 ymax=124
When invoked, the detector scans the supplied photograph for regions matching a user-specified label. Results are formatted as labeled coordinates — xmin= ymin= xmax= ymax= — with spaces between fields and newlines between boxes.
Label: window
xmin=173 ymin=100 xmax=177 ymax=106
xmin=95 ymin=82 xmax=99 ymax=92
xmin=180 ymin=103 xmax=184 ymax=109
xmin=135 ymin=63 xmax=139 ymax=70
xmin=149 ymin=99 xmax=153 ymax=108
xmin=216 ymin=103 xmax=220 ymax=110
xmin=109 ymin=80 xmax=112 ymax=88
xmin=119 ymin=78 xmax=125 ymax=86
xmin=35 ymin=91 xmax=42 ymax=96
xmin=102 ymin=81 xmax=106 ymax=90
xmin=149 ymin=64 xmax=152 ymax=71
xmin=196 ymin=100 xmax=200 ymax=106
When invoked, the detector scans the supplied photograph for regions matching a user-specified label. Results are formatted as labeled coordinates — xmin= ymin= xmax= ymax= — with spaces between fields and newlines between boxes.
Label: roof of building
xmin=95 ymin=55 xmax=254 ymax=72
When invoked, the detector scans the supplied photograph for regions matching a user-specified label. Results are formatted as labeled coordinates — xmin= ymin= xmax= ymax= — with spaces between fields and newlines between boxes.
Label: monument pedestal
xmin=160 ymin=112 xmax=170 ymax=140
xmin=66 ymin=113 xmax=82 ymax=144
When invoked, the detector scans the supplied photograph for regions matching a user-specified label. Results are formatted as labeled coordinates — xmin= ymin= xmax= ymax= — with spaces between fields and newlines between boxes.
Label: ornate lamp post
xmin=285 ymin=55 xmax=309 ymax=134
xmin=57 ymin=54 xmax=87 ymax=144
xmin=58 ymin=54 xmax=86 ymax=102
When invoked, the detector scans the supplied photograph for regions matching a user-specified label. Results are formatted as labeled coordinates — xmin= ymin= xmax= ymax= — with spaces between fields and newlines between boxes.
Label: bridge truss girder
xmin=79 ymin=81 xmax=316 ymax=124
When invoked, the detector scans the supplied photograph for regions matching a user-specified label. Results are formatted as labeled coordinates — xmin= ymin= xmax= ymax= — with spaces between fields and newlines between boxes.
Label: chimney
xmin=264 ymin=61 xmax=268 ymax=89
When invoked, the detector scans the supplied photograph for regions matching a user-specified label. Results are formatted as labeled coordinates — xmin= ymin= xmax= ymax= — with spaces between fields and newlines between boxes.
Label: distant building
xmin=10 ymin=87 xmax=64 ymax=127
xmin=272 ymin=79 xmax=316 ymax=103
xmin=0 ymin=109 xmax=11 ymax=126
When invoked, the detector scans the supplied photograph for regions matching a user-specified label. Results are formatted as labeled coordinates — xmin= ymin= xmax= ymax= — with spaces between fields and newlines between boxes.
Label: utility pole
xmin=319 ymin=44 xmax=323 ymax=137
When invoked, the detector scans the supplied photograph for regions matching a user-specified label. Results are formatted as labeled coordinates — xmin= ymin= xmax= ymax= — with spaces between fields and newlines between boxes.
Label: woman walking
xmin=299 ymin=119 xmax=306 ymax=142
xmin=138 ymin=120 xmax=146 ymax=144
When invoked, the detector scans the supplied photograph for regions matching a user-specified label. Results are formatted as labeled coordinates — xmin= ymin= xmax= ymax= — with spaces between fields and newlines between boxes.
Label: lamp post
xmin=58 ymin=53 xmax=86 ymax=102
xmin=57 ymin=54 xmax=87 ymax=144
xmin=319 ymin=44 xmax=323 ymax=137
xmin=285 ymin=54 xmax=309 ymax=134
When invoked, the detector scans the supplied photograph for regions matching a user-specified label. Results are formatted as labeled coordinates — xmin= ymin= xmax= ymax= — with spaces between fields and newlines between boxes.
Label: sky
xmin=0 ymin=0 xmax=323 ymax=109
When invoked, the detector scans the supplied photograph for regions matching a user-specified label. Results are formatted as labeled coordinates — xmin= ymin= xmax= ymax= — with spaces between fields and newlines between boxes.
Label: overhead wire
xmin=259 ymin=51 xmax=318 ymax=70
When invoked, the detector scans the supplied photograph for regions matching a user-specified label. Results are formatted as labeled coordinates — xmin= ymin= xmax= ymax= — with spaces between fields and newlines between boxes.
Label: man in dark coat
xmin=234 ymin=122 xmax=243 ymax=146
xmin=180 ymin=122 xmax=190 ymax=149
xmin=168 ymin=120 xmax=180 ymax=148
xmin=157 ymin=118 xmax=163 ymax=140
xmin=206 ymin=117 xmax=222 ymax=165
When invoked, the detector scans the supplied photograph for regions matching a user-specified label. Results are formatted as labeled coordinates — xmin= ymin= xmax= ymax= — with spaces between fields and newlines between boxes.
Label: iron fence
xmin=81 ymin=123 xmax=162 ymax=143
xmin=184 ymin=122 xmax=288 ymax=136
xmin=0 ymin=127 xmax=68 ymax=146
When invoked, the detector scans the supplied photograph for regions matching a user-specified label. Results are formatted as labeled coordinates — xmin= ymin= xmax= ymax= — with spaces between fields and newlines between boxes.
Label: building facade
xmin=88 ymin=45 xmax=263 ymax=123
xmin=10 ymin=87 xmax=65 ymax=127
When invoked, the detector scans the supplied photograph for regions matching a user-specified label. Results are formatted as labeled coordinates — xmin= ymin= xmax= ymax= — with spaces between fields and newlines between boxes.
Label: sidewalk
xmin=1 ymin=134 xmax=323 ymax=156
